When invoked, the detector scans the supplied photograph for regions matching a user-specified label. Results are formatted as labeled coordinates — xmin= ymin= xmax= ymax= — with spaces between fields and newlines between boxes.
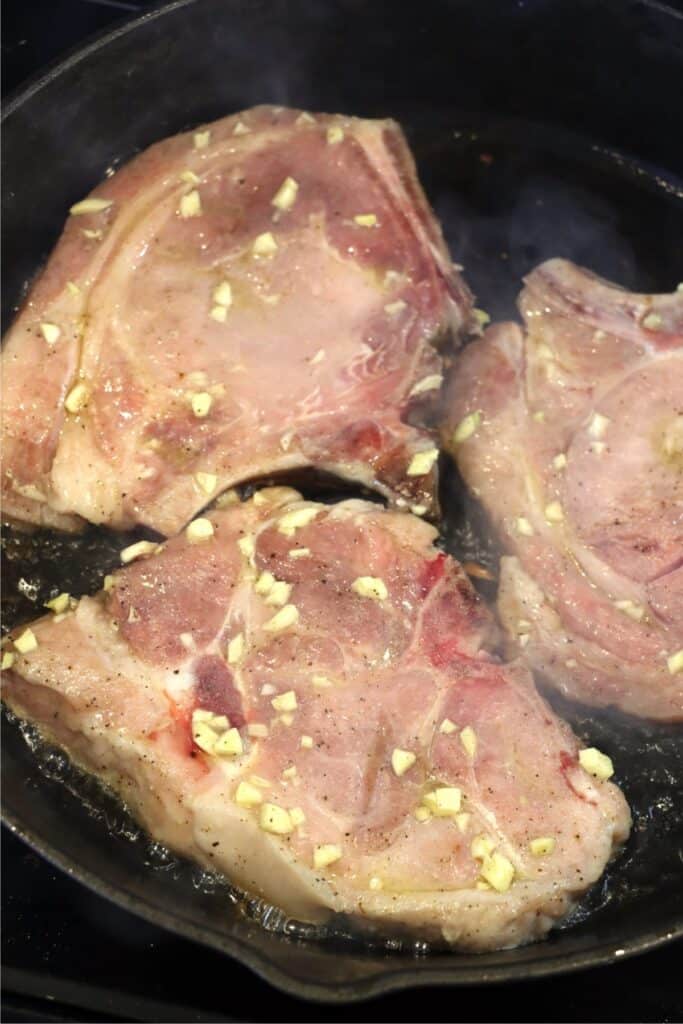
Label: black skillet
xmin=2 ymin=0 xmax=683 ymax=1003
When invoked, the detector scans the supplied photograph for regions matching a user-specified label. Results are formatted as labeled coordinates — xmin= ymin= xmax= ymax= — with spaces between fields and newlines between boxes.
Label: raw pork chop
xmin=443 ymin=259 xmax=683 ymax=720
xmin=2 ymin=488 xmax=630 ymax=950
xmin=1 ymin=106 xmax=470 ymax=535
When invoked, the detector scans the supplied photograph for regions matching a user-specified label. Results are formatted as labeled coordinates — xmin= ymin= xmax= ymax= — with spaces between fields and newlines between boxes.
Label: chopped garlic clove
xmin=272 ymin=176 xmax=299 ymax=211
xmin=391 ymin=748 xmax=416 ymax=777
xmin=66 ymin=281 xmax=81 ymax=296
xmin=439 ymin=718 xmax=457 ymax=735
xmin=290 ymin=807 xmax=306 ymax=827
xmin=480 ymin=852 xmax=515 ymax=892
xmin=263 ymin=604 xmax=299 ymax=633
xmin=179 ymin=190 xmax=202 ymax=218
xmin=195 ymin=471 xmax=217 ymax=494
xmin=120 ymin=540 xmax=159 ymax=564
xmin=214 ymin=727 xmax=243 ymax=757
xmin=410 ymin=374 xmax=443 ymax=397
xmin=642 ymin=312 xmax=663 ymax=331
xmin=516 ymin=516 xmax=534 ymax=537
xmin=289 ymin=547 xmax=311 ymax=559
xmin=353 ymin=213 xmax=377 ymax=227
xmin=271 ymin=690 xmax=298 ymax=713
xmin=254 ymin=571 xmax=276 ymax=595
xmin=384 ymin=300 xmax=407 ymax=316
xmin=186 ymin=518 xmax=214 ymax=543
xmin=64 ymin=383 xmax=90 ymax=414
xmin=351 ymin=576 xmax=388 ymax=602
xmin=14 ymin=629 xmax=38 ymax=654
xmin=327 ymin=125 xmax=344 ymax=145
xmin=406 ymin=448 xmax=439 ymax=477
xmin=552 ymin=453 xmax=568 ymax=470
xmin=455 ymin=812 xmax=471 ymax=834
xmin=312 ymin=674 xmax=332 ymax=688
xmin=313 ymin=844 xmax=342 ymax=869
xmin=213 ymin=280 xmax=233 ymax=308
xmin=40 ymin=322 xmax=61 ymax=345
xmin=422 ymin=787 xmax=462 ymax=817
xmin=179 ymin=170 xmax=200 ymax=185
xmin=227 ymin=632 xmax=245 ymax=665
xmin=237 ymin=535 xmax=256 ymax=561
xmin=529 ymin=836 xmax=556 ymax=857
xmin=368 ymin=876 xmax=383 ymax=891
xmin=667 ymin=649 xmax=683 ymax=675
xmin=473 ymin=308 xmax=491 ymax=327
xmin=614 ymin=599 xmax=645 ymax=622
xmin=300 ymin=734 xmax=314 ymax=750
xmin=266 ymin=580 xmax=293 ymax=607
xmin=544 ymin=501 xmax=564 ymax=524
xmin=234 ymin=781 xmax=263 ymax=808
xmin=210 ymin=305 xmax=227 ymax=323
xmin=588 ymin=412 xmax=610 ymax=439
xmin=191 ymin=391 xmax=213 ymax=417
xmin=277 ymin=506 xmax=319 ymax=536
xmin=414 ymin=805 xmax=432 ymax=822
xmin=579 ymin=746 xmax=614 ymax=780
xmin=45 ymin=593 xmax=70 ymax=614
xmin=460 ymin=725 xmax=477 ymax=759
xmin=193 ymin=130 xmax=210 ymax=149
xmin=471 ymin=835 xmax=496 ymax=859
xmin=259 ymin=803 xmax=293 ymax=835
xmin=453 ymin=410 xmax=481 ymax=444
xmin=252 ymin=232 xmax=278 ymax=257
xmin=233 ymin=120 xmax=249 ymax=135
xmin=70 ymin=197 xmax=113 ymax=215
xmin=1 ymin=651 xmax=15 ymax=670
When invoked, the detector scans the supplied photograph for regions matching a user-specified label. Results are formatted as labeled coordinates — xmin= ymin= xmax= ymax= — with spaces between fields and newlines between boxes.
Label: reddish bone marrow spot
xmin=193 ymin=656 xmax=245 ymax=728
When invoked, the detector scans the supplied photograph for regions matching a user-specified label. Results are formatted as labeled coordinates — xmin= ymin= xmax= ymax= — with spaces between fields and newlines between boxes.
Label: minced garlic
xmin=227 ymin=632 xmax=245 ymax=664
xmin=384 ymin=300 xmax=407 ymax=316
xmin=552 ymin=453 xmax=568 ymax=470
xmin=14 ymin=629 xmax=38 ymax=654
xmin=351 ymin=576 xmax=388 ymax=601
xmin=120 ymin=540 xmax=158 ymax=564
xmin=453 ymin=411 xmax=481 ymax=444
xmin=327 ymin=125 xmax=344 ymax=145
xmin=516 ymin=517 xmax=534 ymax=536
xmin=588 ymin=412 xmax=610 ymax=439
xmin=179 ymin=190 xmax=202 ymax=218
xmin=544 ymin=501 xmax=564 ymax=524
xmin=579 ymin=746 xmax=614 ymax=780
xmin=195 ymin=471 xmax=217 ymax=494
xmin=289 ymin=547 xmax=311 ymax=559
xmin=263 ymin=604 xmax=299 ymax=633
xmin=252 ymin=232 xmax=278 ymax=257
xmin=179 ymin=170 xmax=200 ymax=185
xmin=290 ymin=807 xmax=306 ymax=827
xmin=391 ymin=749 xmax=416 ymax=777
xmin=45 ymin=593 xmax=70 ymax=614
xmin=40 ymin=322 xmax=61 ymax=345
xmin=300 ymin=735 xmax=314 ymax=749
xmin=406 ymin=448 xmax=439 ymax=477
xmin=666 ymin=649 xmax=683 ymax=675
xmin=193 ymin=130 xmax=210 ymax=149
xmin=271 ymin=690 xmax=298 ymax=713
xmin=480 ymin=852 xmax=515 ymax=892
xmin=254 ymin=571 xmax=276 ymax=595
xmin=265 ymin=581 xmax=293 ymax=607
xmin=460 ymin=725 xmax=477 ymax=759
xmin=422 ymin=787 xmax=462 ymax=817
xmin=210 ymin=305 xmax=227 ymax=323
xmin=471 ymin=835 xmax=496 ymax=859
xmin=642 ymin=312 xmax=662 ymax=331
xmin=70 ymin=197 xmax=112 ymax=215
xmin=214 ymin=727 xmax=243 ymax=757
xmin=529 ymin=836 xmax=556 ymax=856
xmin=260 ymin=803 xmax=293 ymax=835
xmin=1 ymin=651 xmax=15 ymax=670
xmin=313 ymin=844 xmax=342 ymax=869
xmin=185 ymin=517 xmax=214 ymax=543
xmin=213 ymin=280 xmax=233 ymax=308
xmin=64 ymin=383 xmax=90 ymax=414
xmin=277 ymin=506 xmax=319 ymax=536
xmin=272 ymin=176 xmax=299 ymax=211
xmin=614 ymin=599 xmax=645 ymax=622
xmin=191 ymin=391 xmax=213 ymax=417
xmin=439 ymin=718 xmax=457 ymax=735
xmin=354 ymin=213 xmax=377 ymax=227
xmin=410 ymin=374 xmax=443 ymax=397
xmin=234 ymin=781 xmax=263 ymax=808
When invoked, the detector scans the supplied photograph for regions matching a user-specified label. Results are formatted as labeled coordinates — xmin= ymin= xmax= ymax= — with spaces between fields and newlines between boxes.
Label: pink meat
xmin=443 ymin=258 xmax=683 ymax=720
xmin=1 ymin=106 xmax=471 ymax=535
xmin=1 ymin=489 xmax=629 ymax=951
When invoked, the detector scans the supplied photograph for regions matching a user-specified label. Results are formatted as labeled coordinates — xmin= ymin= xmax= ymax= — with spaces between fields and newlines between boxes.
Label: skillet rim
xmin=2 ymin=0 xmax=683 ymax=1001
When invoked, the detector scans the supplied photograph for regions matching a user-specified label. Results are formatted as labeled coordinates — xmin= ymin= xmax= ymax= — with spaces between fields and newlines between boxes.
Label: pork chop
xmin=1 ymin=488 xmax=630 ymax=950
xmin=443 ymin=258 xmax=683 ymax=720
xmin=1 ymin=106 xmax=471 ymax=535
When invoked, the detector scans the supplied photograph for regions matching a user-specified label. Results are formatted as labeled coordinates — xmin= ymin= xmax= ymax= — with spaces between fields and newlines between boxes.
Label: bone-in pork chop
xmin=2 ymin=488 xmax=630 ymax=950
xmin=443 ymin=259 xmax=683 ymax=720
xmin=1 ymin=106 xmax=470 ymax=535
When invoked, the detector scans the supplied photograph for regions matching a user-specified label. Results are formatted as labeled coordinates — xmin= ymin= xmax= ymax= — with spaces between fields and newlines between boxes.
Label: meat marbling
xmin=1 ymin=106 xmax=470 ymax=535
xmin=2 ymin=488 xmax=630 ymax=950
xmin=443 ymin=259 xmax=683 ymax=720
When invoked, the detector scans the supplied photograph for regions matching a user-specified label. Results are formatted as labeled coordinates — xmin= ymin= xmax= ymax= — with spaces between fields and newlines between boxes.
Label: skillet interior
xmin=2 ymin=0 xmax=682 ymax=1001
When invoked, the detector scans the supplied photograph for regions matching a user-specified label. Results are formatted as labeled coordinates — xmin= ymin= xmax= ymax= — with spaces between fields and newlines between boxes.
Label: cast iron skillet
xmin=2 ymin=0 xmax=682 ymax=1002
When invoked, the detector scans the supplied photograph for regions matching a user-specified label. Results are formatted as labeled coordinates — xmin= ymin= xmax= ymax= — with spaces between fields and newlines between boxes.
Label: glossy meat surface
xmin=1 ymin=106 xmax=470 ymax=534
xmin=444 ymin=259 xmax=683 ymax=720
xmin=2 ymin=489 xmax=630 ymax=950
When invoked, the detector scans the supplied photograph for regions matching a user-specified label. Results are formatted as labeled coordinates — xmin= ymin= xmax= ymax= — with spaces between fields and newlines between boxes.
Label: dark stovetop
xmin=2 ymin=3 xmax=682 ymax=1022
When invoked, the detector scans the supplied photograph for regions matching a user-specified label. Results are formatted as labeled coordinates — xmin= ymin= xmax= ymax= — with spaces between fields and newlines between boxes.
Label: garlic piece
xmin=185 ymin=518 xmax=214 ymax=543
xmin=233 ymin=120 xmax=249 ymax=135
xmin=66 ymin=281 xmax=80 ymax=296
xmin=666 ymin=649 xmax=683 ymax=675
xmin=384 ymin=300 xmax=407 ymax=316
xmin=214 ymin=727 xmax=243 ymax=757
xmin=471 ymin=835 xmax=496 ymax=859
xmin=45 ymin=593 xmax=70 ymax=614
xmin=579 ymin=746 xmax=614 ymax=781
xmin=277 ymin=506 xmax=319 ymax=536
xmin=64 ymin=383 xmax=90 ymax=414
xmin=439 ymin=718 xmax=457 ymax=735
xmin=529 ymin=836 xmax=556 ymax=857
xmin=40 ymin=322 xmax=61 ymax=345
xmin=265 ymin=581 xmax=293 ymax=607
xmin=642 ymin=312 xmax=663 ymax=331
xmin=234 ymin=781 xmax=263 ymax=808
xmin=327 ymin=125 xmax=344 ymax=145
xmin=263 ymin=604 xmax=299 ymax=633
xmin=453 ymin=411 xmax=481 ymax=444
xmin=272 ymin=176 xmax=299 ymax=211
xmin=213 ymin=280 xmax=233 ymax=308
xmin=70 ymin=197 xmax=113 ymax=215
xmin=259 ymin=803 xmax=293 ymax=835
xmin=460 ymin=725 xmax=477 ymax=759
xmin=179 ymin=170 xmax=200 ymax=185
xmin=252 ymin=231 xmax=278 ymax=257
xmin=14 ymin=629 xmax=38 ymax=654
xmin=614 ymin=599 xmax=645 ymax=622
xmin=368 ymin=876 xmax=383 ymax=891
xmin=313 ymin=844 xmax=342 ymax=869
xmin=300 ymin=734 xmax=314 ymax=750
xmin=353 ymin=213 xmax=377 ymax=227
xmin=238 ymin=535 xmax=256 ymax=561
xmin=227 ymin=632 xmax=245 ymax=665
xmin=193 ymin=130 xmax=210 ymax=149
xmin=410 ymin=374 xmax=443 ymax=397
xmin=290 ymin=807 xmax=306 ymax=827
xmin=473 ymin=308 xmax=491 ymax=327
xmin=351 ymin=576 xmax=388 ymax=601
xmin=247 ymin=723 xmax=268 ymax=738
xmin=210 ymin=305 xmax=227 ymax=323
xmin=254 ymin=571 xmax=276 ymax=596
xmin=480 ymin=852 xmax=515 ymax=892
xmin=191 ymin=392 xmax=213 ymax=417
xmin=552 ymin=453 xmax=568 ymax=470
xmin=422 ymin=787 xmax=462 ymax=817
xmin=406 ymin=448 xmax=439 ymax=477
xmin=271 ymin=690 xmax=298 ymax=713
xmin=391 ymin=748 xmax=416 ymax=777
xmin=455 ymin=812 xmax=471 ymax=834
xmin=195 ymin=471 xmax=217 ymax=494
xmin=1 ymin=651 xmax=15 ymax=670
xmin=516 ymin=516 xmax=534 ymax=537
xmin=120 ymin=540 xmax=159 ymax=564
xmin=414 ymin=805 xmax=432 ymax=822
xmin=588 ymin=412 xmax=610 ymax=439
xmin=179 ymin=190 xmax=202 ymax=218
xmin=544 ymin=501 xmax=564 ymax=524
xmin=289 ymin=547 xmax=311 ymax=559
